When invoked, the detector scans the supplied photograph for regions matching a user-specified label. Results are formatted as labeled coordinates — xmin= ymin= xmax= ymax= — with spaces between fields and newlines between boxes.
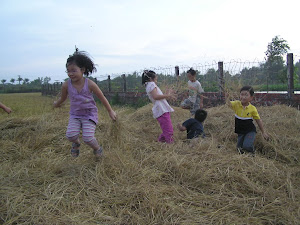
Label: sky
xmin=0 ymin=0 xmax=299 ymax=83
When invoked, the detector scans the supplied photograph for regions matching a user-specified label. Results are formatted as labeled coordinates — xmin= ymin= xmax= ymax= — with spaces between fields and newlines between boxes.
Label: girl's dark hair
xmin=142 ymin=70 xmax=156 ymax=85
xmin=195 ymin=109 xmax=207 ymax=123
xmin=187 ymin=68 xmax=196 ymax=76
xmin=240 ymin=85 xmax=254 ymax=96
xmin=66 ymin=50 xmax=97 ymax=76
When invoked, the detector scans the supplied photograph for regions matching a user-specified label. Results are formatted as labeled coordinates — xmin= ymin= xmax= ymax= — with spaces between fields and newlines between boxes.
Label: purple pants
xmin=156 ymin=112 xmax=174 ymax=143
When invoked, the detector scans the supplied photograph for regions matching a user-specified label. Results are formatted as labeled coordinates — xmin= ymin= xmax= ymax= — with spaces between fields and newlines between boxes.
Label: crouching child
xmin=177 ymin=109 xmax=207 ymax=139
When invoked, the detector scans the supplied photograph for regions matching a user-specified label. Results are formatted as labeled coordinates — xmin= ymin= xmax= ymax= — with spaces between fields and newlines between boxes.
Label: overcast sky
xmin=0 ymin=0 xmax=299 ymax=83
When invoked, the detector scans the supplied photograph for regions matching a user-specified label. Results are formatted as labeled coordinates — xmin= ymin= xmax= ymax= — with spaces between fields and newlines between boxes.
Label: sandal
xmin=93 ymin=147 xmax=103 ymax=158
xmin=71 ymin=142 xmax=81 ymax=157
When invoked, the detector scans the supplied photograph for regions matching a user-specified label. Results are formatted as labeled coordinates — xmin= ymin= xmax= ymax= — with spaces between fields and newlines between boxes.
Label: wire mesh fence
xmin=95 ymin=56 xmax=299 ymax=93
xmin=42 ymin=53 xmax=300 ymax=105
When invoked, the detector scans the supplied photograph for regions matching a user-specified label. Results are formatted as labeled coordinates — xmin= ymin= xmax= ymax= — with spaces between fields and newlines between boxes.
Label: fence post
xmin=55 ymin=82 xmax=58 ymax=94
xmin=175 ymin=66 xmax=179 ymax=87
xmin=122 ymin=74 xmax=126 ymax=92
xmin=287 ymin=53 xmax=294 ymax=100
xmin=218 ymin=61 xmax=224 ymax=103
xmin=108 ymin=75 xmax=111 ymax=92
xmin=47 ymin=83 xmax=49 ymax=95
xmin=49 ymin=83 xmax=51 ymax=95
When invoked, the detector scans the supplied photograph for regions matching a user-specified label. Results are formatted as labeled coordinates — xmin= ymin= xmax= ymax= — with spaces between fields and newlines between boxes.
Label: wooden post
xmin=218 ymin=61 xmax=224 ymax=102
xmin=175 ymin=66 xmax=179 ymax=76
xmin=50 ymin=83 xmax=52 ymax=95
xmin=287 ymin=53 xmax=294 ymax=100
xmin=56 ymin=82 xmax=59 ymax=94
xmin=108 ymin=75 xmax=111 ymax=92
xmin=122 ymin=74 xmax=126 ymax=92
xmin=175 ymin=66 xmax=179 ymax=89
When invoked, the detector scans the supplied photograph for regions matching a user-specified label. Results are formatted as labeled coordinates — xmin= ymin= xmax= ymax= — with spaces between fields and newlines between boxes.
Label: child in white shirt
xmin=142 ymin=70 xmax=176 ymax=143
xmin=180 ymin=68 xmax=204 ymax=115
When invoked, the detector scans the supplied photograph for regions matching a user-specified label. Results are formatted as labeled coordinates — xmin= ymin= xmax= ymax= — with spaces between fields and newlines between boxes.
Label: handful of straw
xmin=109 ymin=118 xmax=123 ymax=146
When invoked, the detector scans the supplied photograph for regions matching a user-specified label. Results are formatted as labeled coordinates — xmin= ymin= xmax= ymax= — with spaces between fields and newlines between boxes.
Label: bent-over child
xmin=177 ymin=109 xmax=207 ymax=139
xmin=180 ymin=68 xmax=204 ymax=115
xmin=142 ymin=70 xmax=176 ymax=143
xmin=54 ymin=49 xmax=117 ymax=158
xmin=227 ymin=85 xmax=269 ymax=155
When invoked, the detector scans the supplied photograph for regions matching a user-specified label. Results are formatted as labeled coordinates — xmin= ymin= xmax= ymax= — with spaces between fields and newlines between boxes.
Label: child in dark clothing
xmin=177 ymin=109 xmax=207 ymax=139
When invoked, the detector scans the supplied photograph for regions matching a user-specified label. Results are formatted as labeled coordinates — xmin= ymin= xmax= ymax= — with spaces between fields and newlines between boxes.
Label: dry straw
xmin=0 ymin=93 xmax=299 ymax=224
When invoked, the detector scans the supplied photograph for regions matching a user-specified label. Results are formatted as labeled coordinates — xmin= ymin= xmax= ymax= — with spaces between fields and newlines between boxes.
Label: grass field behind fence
xmin=0 ymin=93 xmax=300 ymax=224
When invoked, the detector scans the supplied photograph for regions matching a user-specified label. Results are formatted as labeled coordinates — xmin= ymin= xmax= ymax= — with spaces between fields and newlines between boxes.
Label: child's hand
xmin=200 ymin=102 xmax=204 ymax=109
xmin=165 ymin=88 xmax=174 ymax=95
xmin=4 ymin=106 xmax=12 ymax=114
xmin=109 ymin=110 xmax=117 ymax=121
xmin=262 ymin=132 xmax=270 ymax=141
xmin=177 ymin=123 xmax=186 ymax=131
xmin=53 ymin=101 xmax=59 ymax=108
xmin=168 ymin=94 xmax=177 ymax=101
xmin=165 ymin=89 xmax=177 ymax=101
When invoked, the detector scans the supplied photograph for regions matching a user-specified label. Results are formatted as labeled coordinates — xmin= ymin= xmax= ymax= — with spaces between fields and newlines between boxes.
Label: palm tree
xmin=23 ymin=78 xmax=30 ymax=84
xmin=17 ymin=75 xmax=23 ymax=85
xmin=10 ymin=78 xmax=15 ymax=84
xmin=1 ymin=79 xmax=6 ymax=87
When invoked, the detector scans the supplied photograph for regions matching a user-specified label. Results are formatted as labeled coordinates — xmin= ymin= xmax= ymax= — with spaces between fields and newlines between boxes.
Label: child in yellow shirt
xmin=228 ymin=86 xmax=269 ymax=155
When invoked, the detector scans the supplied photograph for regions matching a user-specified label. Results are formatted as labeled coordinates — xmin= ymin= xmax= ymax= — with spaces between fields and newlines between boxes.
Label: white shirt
xmin=188 ymin=80 xmax=204 ymax=103
xmin=146 ymin=82 xmax=174 ymax=118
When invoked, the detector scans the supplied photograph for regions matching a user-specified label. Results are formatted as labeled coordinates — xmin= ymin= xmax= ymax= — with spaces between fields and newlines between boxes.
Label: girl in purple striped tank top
xmin=54 ymin=49 xmax=117 ymax=158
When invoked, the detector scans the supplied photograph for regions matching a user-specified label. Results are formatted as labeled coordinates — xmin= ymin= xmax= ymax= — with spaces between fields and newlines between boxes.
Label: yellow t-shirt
xmin=230 ymin=100 xmax=260 ymax=134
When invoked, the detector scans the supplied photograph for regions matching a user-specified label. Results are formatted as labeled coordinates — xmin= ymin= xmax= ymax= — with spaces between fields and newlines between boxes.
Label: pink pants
xmin=156 ymin=112 xmax=174 ymax=143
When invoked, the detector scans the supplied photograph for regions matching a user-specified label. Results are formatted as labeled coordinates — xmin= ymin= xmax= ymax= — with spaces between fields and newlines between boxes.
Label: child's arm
xmin=225 ymin=91 xmax=233 ymax=108
xmin=200 ymin=94 xmax=204 ymax=108
xmin=189 ymin=86 xmax=198 ymax=91
xmin=89 ymin=80 xmax=117 ymax=121
xmin=196 ymin=82 xmax=204 ymax=108
xmin=0 ymin=102 xmax=12 ymax=114
xmin=150 ymin=87 xmax=176 ymax=101
xmin=53 ymin=82 xmax=68 ymax=107
xmin=177 ymin=123 xmax=186 ymax=131
xmin=255 ymin=119 xmax=269 ymax=140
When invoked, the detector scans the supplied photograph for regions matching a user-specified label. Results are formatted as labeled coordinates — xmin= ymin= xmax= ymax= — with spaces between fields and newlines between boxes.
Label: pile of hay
xmin=0 ymin=93 xmax=299 ymax=224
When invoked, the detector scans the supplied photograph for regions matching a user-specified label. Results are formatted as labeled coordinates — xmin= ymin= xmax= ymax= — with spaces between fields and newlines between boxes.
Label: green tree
xmin=17 ymin=75 xmax=23 ymax=85
xmin=264 ymin=36 xmax=290 ymax=83
xmin=30 ymin=77 xmax=43 ymax=86
xmin=1 ymin=79 xmax=6 ymax=86
xmin=10 ymin=78 xmax=15 ymax=84
xmin=23 ymin=78 xmax=30 ymax=84
xmin=265 ymin=35 xmax=290 ymax=62
xmin=43 ymin=76 xmax=51 ymax=84
xmin=294 ymin=61 xmax=300 ymax=86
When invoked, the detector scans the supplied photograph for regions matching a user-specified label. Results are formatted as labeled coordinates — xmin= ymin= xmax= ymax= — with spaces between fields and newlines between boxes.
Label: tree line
xmin=1 ymin=36 xmax=299 ymax=94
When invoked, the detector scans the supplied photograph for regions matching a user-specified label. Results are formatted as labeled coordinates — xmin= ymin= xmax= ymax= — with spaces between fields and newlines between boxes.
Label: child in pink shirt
xmin=142 ymin=70 xmax=176 ymax=143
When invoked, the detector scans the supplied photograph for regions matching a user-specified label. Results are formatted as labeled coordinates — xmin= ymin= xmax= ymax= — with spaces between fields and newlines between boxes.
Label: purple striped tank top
xmin=68 ymin=78 xmax=98 ymax=124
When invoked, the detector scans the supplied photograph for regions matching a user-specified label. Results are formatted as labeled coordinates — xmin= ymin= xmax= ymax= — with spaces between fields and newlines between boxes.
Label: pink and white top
xmin=145 ymin=81 xmax=174 ymax=119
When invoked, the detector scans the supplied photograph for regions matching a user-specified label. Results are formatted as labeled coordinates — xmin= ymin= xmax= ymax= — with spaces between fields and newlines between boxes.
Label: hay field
xmin=0 ymin=93 xmax=299 ymax=225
